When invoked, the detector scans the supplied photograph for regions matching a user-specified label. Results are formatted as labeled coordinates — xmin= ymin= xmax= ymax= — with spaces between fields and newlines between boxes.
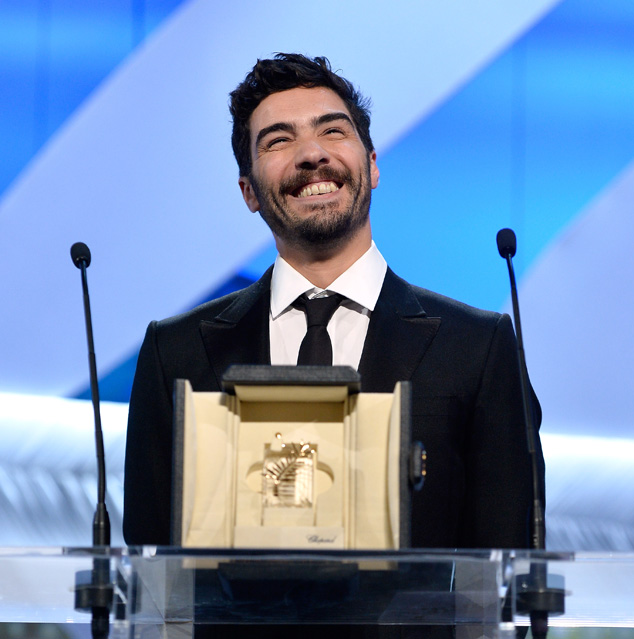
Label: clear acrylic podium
xmin=2 ymin=548 xmax=634 ymax=638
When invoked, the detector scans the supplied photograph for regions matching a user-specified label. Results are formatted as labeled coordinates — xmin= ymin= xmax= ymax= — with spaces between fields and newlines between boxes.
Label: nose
xmin=294 ymin=138 xmax=330 ymax=170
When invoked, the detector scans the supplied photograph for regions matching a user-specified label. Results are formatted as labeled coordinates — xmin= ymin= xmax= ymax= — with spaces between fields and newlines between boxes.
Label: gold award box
xmin=171 ymin=366 xmax=425 ymax=550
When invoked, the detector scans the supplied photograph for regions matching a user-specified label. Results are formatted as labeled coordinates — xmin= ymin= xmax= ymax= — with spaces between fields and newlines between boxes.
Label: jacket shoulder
xmin=388 ymin=269 xmax=503 ymax=327
xmin=152 ymin=268 xmax=272 ymax=335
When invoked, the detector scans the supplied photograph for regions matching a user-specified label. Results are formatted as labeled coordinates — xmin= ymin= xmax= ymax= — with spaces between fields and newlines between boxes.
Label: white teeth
xmin=297 ymin=181 xmax=339 ymax=198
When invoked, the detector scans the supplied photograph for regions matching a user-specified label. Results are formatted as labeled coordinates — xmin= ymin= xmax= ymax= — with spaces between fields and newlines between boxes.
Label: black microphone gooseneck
xmin=496 ymin=229 xmax=544 ymax=551
xmin=496 ymin=228 xmax=564 ymax=639
xmin=71 ymin=242 xmax=111 ymax=547
xmin=71 ymin=242 xmax=113 ymax=639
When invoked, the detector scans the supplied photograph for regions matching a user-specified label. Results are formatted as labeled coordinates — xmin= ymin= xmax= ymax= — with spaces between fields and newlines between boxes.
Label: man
xmin=123 ymin=53 xmax=543 ymax=549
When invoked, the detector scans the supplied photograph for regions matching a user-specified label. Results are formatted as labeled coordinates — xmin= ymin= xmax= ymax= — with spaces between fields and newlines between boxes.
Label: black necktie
xmin=294 ymin=293 xmax=344 ymax=365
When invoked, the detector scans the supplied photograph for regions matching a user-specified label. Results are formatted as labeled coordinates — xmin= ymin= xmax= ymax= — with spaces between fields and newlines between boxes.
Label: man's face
xmin=239 ymin=87 xmax=379 ymax=252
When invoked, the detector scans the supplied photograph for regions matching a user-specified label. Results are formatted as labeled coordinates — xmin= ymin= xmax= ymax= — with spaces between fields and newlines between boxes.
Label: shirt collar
xmin=270 ymin=242 xmax=387 ymax=319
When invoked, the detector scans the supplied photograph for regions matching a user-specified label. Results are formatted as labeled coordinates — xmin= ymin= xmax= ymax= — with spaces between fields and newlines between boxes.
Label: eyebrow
xmin=254 ymin=112 xmax=355 ymax=148
xmin=314 ymin=112 xmax=354 ymax=128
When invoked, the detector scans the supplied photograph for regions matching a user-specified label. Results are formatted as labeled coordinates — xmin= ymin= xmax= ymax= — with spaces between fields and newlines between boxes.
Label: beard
xmin=249 ymin=161 xmax=373 ymax=252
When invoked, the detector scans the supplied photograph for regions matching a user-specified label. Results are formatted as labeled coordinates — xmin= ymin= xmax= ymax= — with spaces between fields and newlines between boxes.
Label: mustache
xmin=280 ymin=166 xmax=353 ymax=195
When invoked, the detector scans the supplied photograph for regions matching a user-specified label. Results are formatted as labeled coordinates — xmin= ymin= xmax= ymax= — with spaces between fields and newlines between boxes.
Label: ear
xmin=369 ymin=150 xmax=380 ymax=189
xmin=239 ymin=176 xmax=260 ymax=212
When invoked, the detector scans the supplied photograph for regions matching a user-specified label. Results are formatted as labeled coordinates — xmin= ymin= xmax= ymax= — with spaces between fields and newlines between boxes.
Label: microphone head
xmin=496 ymin=228 xmax=517 ymax=258
xmin=70 ymin=242 xmax=91 ymax=268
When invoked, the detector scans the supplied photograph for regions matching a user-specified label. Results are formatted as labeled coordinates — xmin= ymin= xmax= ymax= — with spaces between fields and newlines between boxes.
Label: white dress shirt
xmin=269 ymin=242 xmax=388 ymax=368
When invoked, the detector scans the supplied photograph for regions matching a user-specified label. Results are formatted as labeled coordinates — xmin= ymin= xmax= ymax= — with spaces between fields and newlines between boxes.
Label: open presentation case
xmin=171 ymin=365 xmax=425 ymax=550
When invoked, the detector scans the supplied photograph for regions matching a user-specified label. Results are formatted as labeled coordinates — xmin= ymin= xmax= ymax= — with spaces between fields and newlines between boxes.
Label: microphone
xmin=70 ymin=242 xmax=112 ymax=639
xmin=71 ymin=242 xmax=92 ymax=268
xmin=496 ymin=229 xmax=540 ymax=543
xmin=496 ymin=227 xmax=516 ymax=259
xmin=70 ymin=242 xmax=110 ymax=545
xmin=496 ymin=229 xmax=564 ymax=639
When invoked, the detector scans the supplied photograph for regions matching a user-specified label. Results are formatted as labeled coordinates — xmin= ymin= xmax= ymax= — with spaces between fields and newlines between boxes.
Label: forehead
xmin=249 ymin=86 xmax=352 ymax=138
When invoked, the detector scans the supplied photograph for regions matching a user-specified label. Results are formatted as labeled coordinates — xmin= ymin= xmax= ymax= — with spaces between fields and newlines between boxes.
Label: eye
xmin=324 ymin=127 xmax=345 ymax=136
xmin=267 ymin=136 xmax=290 ymax=148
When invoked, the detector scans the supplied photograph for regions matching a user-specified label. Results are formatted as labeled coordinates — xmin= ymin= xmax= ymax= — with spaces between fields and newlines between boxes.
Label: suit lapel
xmin=199 ymin=268 xmax=272 ymax=389
xmin=197 ymin=266 xmax=440 ymax=392
xmin=359 ymin=269 xmax=441 ymax=392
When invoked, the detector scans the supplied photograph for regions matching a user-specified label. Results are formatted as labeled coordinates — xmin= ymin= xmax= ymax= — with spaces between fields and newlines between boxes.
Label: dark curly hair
xmin=229 ymin=53 xmax=374 ymax=177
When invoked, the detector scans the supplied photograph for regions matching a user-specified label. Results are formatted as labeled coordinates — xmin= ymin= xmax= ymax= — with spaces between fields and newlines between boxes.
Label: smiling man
xmin=123 ymin=54 xmax=543 ymax=553
xmin=239 ymin=85 xmax=378 ymax=282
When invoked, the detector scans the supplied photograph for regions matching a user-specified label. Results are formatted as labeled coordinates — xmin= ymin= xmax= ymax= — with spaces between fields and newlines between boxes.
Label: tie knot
xmin=295 ymin=293 xmax=344 ymax=328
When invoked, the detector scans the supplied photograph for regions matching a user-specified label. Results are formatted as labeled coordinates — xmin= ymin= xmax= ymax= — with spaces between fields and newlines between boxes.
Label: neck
xmin=277 ymin=225 xmax=372 ymax=289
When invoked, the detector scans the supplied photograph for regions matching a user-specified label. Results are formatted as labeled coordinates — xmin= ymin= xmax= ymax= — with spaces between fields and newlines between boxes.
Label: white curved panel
xmin=0 ymin=393 xmax=630 ymax=550
xmin=0 ymin=393 xmax=127 ymax=546
xmin=544 ymin=432 xmax=634 ymax=550
xmin=0 ymin=0 xmax=562 ymax=396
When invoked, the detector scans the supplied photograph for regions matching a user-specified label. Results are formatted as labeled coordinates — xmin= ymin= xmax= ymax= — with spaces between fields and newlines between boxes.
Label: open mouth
xmin=293 ymin=181 xmax=342 ymax=199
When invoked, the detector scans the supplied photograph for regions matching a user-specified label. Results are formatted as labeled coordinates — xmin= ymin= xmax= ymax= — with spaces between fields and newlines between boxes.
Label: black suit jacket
xmin=123 ymin=267 xmax=543 ymax=548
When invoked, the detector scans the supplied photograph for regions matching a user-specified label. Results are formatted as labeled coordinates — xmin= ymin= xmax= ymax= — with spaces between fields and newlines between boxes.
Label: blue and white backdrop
xmin=1 ymin=0 xmax=633 ymax=548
